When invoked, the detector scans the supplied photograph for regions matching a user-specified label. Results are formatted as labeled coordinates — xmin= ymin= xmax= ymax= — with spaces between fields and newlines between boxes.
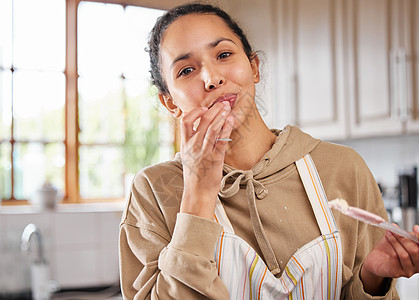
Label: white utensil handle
xmin=378 ymin=222 xmax=419 ymax=244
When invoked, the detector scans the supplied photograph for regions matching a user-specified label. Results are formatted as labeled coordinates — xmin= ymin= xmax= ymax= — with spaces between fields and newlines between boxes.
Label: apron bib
xmin=214 ymin=154 xmax=342 ymax=299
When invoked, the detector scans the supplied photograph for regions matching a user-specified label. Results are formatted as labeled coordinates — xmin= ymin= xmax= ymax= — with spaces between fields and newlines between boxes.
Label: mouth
xmin=209 ymin=93 xmax=237 ymax=109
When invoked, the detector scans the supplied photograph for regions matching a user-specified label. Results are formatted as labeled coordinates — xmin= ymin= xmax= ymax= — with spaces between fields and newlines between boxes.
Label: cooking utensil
xmin=329 ymin=198 xmax=419 ymax=244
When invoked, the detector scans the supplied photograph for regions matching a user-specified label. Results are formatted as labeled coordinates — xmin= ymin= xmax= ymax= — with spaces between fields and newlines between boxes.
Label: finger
xmin=181 ymin=107 xmax=208 ymax=140
xmin=410 ymin=225 xmax=419 ymax=266
xmin=386 ymin=231 xmax=415 ymax=277
xmin=195 ymin=101 xmax=230 ymax=141
xmin=218 ymin=115 xmax=234 ymax=138
xmin=201 ymin=104 xmax=232 ymax=151
xmin=413 ymin=225 xmax=419 ymax=238
xmin=213 ymin=116 xmax=234 ymax=151
xmin=390 ymin=223 xmax=419 ymax=265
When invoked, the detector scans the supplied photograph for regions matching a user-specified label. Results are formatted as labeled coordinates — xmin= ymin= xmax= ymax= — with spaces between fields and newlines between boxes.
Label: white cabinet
xmin=346 ymin=0 xmax=419 ymax=138
xmin=275 ymin=0 xmax=347 ymax=140
xmin=406 ymin=0 xmax=419 ymax=132
xmin=346 ymin=0 xmax=402 ymax=137
xmin=274 ymin=0 xmax=419 ymax=140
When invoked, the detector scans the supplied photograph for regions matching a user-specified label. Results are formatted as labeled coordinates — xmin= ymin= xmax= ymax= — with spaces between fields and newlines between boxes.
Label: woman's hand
xmin=360 ymin=224 xmax=419 ymax=295
xmin=179 ymin=101 xmax=234 ymax=220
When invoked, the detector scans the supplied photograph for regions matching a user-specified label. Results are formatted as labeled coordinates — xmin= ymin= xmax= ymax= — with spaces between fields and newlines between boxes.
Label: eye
xmin=218 ymin=52 xmax=231 ymax=59
xmin=178 ymin=67 xmax=194 ymax=77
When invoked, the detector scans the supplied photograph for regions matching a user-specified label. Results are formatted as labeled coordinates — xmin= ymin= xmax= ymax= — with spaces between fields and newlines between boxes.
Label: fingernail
xmin=223 ymin=101 xmax=230 ymax=108
xmin=222 ymin=106 xmax=231 ymax=115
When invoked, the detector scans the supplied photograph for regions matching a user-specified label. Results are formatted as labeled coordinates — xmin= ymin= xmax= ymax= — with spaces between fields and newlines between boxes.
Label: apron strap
xmin=296 ymin=154 xmax=338 ymax=235
xmin=214 ymin=197 xmax=235 ymax=233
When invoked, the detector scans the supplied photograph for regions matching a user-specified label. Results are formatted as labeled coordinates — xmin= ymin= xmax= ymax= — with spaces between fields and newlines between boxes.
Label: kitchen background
xmin=0 ymin=0 xmax=418 ymax=299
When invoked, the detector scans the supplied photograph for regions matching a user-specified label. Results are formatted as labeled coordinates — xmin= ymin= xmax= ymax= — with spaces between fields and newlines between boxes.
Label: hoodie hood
xmin=223 ymin=125 xmax=320 ymax=178
xmin=219 ymin=125 xmax=320 ymax=200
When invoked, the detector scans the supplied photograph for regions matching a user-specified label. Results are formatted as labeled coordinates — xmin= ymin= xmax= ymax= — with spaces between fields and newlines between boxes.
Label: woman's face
xmin=159 ymin=13 xmax=260 ymax=123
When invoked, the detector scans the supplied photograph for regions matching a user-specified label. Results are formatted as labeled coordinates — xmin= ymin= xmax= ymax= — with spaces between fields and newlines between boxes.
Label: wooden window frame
xmin=66 ymin=0 xmax=184 ymax=203
xmin=3 ymin=0 xmax=185 ymax=205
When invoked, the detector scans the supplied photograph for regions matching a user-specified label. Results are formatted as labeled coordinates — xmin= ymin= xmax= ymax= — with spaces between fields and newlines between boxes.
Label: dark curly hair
xmin=147 ymin=3 xmax=254 ymax=94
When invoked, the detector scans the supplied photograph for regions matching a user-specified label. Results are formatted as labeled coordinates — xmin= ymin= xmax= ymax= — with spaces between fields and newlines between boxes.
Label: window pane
xmin=13 ymin=142 xmax=64 ymax=200
xmin=123 ymin=6 xmax=165 ymax=78
xmin=0 ymin=0 xmax=12 ymax=68
xmin=13 ymin=70 xmax=65 ymax=141
xmin=77 ymin=4 xmax=173 ymax=201
xmin=13 ymin=0 xmax=65 ymax=71
xmin=0 ymin=70 xmax=12 ymax=140
xmin=78 ymin=76 xmax=125 ymax=144
xmin=124 ymin=80 xmax=162 ymax=173
xmin=79 ymin=145 xmax=124 ymax=198
xmin=0 ymin=143 xmax=11 ymax=199
xmin=78 ymin=2 xmax=124 ymax=76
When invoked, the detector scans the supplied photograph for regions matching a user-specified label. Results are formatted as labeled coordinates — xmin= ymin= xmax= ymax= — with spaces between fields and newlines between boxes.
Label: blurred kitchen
xmin=0 ymin=0 xmax=418 ymax=299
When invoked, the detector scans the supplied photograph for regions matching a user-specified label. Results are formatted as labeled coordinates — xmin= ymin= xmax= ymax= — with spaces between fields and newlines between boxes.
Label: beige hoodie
xmin=119 ymin=125 xmax=399 ymax=299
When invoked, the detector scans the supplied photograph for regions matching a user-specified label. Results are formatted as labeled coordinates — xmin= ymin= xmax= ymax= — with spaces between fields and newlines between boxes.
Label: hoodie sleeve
xmin=314 ymin=145 xmax=400 ymax=300
xmin=342 ymin=164 xmax=399 ymax=300
xmin=119 ymin=169 xmax=229 ymax=300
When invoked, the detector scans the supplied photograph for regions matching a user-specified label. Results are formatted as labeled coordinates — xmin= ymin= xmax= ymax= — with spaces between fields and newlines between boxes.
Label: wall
xmin=338 ymin=134 xmax=419 ymax=189
xmin=0 ymin=204 xmax=122 ymax=295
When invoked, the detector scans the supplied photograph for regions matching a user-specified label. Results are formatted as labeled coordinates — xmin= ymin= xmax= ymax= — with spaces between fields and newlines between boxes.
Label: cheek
xmin=228 ymin=63 xmax=255 ymax=86
xmin=169 ymin=81 xmax=203 ymax=112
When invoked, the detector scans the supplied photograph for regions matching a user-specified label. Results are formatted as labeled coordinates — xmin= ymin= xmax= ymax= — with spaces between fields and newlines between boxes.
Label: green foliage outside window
xmin=123 ymin=86 xmax=162 ymax=175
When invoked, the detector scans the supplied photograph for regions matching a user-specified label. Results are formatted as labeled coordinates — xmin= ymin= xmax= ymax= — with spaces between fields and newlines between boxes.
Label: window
xmin=0 ymin=0 xmax=66 ymax=202
xmin=77 ymin=2 xmax=171 ymax=200
xmin=0 ymin=0 xmax=174 ymax=204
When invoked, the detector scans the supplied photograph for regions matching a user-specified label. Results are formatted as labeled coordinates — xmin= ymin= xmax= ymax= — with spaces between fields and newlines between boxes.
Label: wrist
xmin=180 ymin=193 xmax=216 ymax=220
xmin=360 ymin=264 xmax=388 ymax=296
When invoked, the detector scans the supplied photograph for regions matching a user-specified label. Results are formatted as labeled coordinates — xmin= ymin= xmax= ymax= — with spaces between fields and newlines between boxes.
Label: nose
xmin=202 ymin=64 xmax=224 ymax=91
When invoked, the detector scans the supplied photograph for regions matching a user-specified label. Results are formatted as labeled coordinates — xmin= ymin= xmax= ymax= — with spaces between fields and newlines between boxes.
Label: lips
xmin=209 ymin=93 xmax=237 ymax=109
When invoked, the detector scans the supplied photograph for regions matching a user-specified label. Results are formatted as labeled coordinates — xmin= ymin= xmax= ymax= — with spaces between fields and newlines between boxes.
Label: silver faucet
xmin=21 ymin=223 xmax=52 ymax=300
xmin=21 ymin=223 xmax=47 ymax=264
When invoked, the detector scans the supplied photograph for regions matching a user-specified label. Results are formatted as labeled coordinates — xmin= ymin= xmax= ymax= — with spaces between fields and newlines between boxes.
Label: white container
xmin=30 ymin=183 xmax=59 ymax=211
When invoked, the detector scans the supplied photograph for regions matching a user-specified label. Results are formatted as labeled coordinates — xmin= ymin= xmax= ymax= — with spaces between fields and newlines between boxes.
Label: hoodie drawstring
xmin=219 ymin=169 xmax=281 ymax=276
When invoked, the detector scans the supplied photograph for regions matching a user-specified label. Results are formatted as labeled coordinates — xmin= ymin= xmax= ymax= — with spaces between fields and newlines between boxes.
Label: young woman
xmin=119 ymin=3 xmax=419 ymax=299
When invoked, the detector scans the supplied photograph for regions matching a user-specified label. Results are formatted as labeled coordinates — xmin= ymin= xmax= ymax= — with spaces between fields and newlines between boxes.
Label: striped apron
xmin=214 ymin=154 xmax=342 ymax=299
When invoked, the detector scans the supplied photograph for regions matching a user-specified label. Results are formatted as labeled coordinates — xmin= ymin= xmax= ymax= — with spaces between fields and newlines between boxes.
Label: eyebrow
xmin=170 ymin=38 xmax=236 ymax=70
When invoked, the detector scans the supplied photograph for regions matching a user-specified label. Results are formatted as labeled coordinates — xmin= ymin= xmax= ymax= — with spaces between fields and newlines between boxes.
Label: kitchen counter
xmin=0 ymin=202 xmax=124 ymax=215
